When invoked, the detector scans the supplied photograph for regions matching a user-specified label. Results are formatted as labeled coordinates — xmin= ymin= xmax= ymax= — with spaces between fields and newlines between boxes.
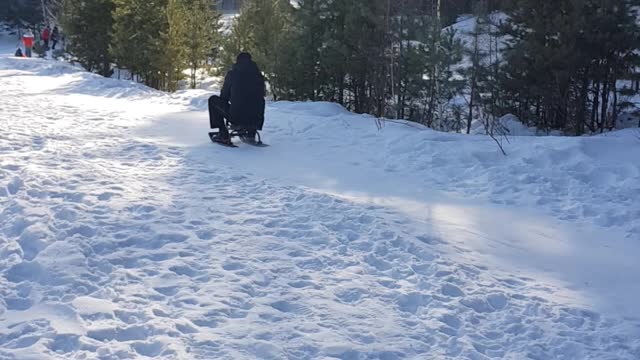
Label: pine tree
xmin=221 ymin=0 xmax=293 ymax=98
xmin=303 ymin=0 xmax=388 ymax=115
xmin=160 ymin=0 xmax=189 ymax=92
xmin=111 ymin=0 xmax=165 ymax=87
xmin=440 ymin=0 xmax=504 ymax=26
xmin=184 ymin=0 xmax=222 ymax=89
xmin=111 ymin=0 xmax=191 ymax=91
xmin=389 ymin=0 xmax=446 ymax=124
xmin=1 ymin=0 xmax=43 ymax=25
xmin=229 ymin=0 xmax=466 ymax=124
xmin=61 ymin=0 xmax=115 ymax=77
xmin=500 ymin=0 xmax=640 ymax=134
xmin=425 ymin=27 xmax=465 ymax=130
xmin=386 ymin=0 xmax=465 ymax=127
xmin=580 ymin=0 xmax=640 ymax=132
xmin=285 ymin=0 xmax=326 ymax=100
xmin=461 ymin=0 xmax=490 ymax=134
xmin=316 ymin=0 xmax=349 ymax=105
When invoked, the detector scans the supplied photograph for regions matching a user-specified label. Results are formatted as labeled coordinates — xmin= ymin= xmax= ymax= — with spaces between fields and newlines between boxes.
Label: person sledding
xmin=208 ymin=52 xmax=266 ymax=146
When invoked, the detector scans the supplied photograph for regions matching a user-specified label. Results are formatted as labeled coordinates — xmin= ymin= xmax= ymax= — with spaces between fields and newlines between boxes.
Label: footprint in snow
xmin=441 ymin=283 xmax=465 ymax=298
xmin=222 ymin=262 xmax=245 ymax=271
xmin=288 ymin=280 xmax=316 ymax=289
xmin=396 ymin=292 xmax=430 ymax=314
xmin=169 ymin=265 xmax=199 ymax=277
xmin=131 ymin=341 xmax=164 ymax=357
xmin=270 ymin=301 xmax=310 ymax=315
xmin=335 ymin=288 xmax=366 ymax=304
xmin=153 ymin=286 xmax=179 ymax=297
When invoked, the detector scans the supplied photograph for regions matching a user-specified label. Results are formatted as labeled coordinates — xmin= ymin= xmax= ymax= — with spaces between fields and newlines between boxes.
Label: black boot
xmin=211 ymin=129 xmax=231 ymax=143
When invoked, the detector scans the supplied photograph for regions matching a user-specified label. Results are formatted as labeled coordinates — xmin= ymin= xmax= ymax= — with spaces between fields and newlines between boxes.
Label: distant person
xmin=208 ymin=52 xmax=266 ymax=145
xmin=42 ymin=26 xmax=51 ymax=49
xmin=22 ymin=30 xmax=35 ymax=58
xmin=51 ymin=26 xmax=59 ymax=50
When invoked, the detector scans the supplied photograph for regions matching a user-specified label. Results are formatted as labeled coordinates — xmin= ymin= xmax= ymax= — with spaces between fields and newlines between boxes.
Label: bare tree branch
xmin=482 ymin=110 xmax=509 ymax=156
xmin=489 ymin=131 xmax=507 ymax=156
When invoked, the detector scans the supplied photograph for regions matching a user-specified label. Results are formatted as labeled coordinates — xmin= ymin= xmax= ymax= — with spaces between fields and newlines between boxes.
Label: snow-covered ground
xmin=1 ymin=34 xmax=640 ymax=360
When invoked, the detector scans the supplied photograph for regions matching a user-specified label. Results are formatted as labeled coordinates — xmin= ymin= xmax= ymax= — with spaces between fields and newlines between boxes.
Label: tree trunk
xmin=611 ymin=77 xmax=618 ymax=130
xmin=338 ymin=75 xmax=345 ymax=106
xmin=591 ymin=79 xmax=600 ymax=132
xmin=575 ymin=70 xmax=590 ymax=136
xmin=600 ymin=70 xmax=610 ymax=133
xmin=467 ymin=22 xmax=480 ymax=135
xmin=396 ymin=13 xmax=404 ymax=120
xmin=190 ymin=66 xmax=197 ymax=89
xmin=41 ymin=0 xmax=47 ymax=22
xmin=467 ymin=86 xmax=475 ymax=134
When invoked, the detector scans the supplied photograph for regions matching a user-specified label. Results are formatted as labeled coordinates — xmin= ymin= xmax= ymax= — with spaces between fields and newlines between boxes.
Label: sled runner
xmin=208 ymin=102 xmax=268 ymax=148
xmin=208 ymin=129 xmax=269 ymax=147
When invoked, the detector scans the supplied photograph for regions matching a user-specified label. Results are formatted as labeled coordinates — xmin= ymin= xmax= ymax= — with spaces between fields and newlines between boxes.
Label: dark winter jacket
xmin=220 ymin=58 xmax=266 ymax=130
xmin=51 ymin=27 xmax=59 ymax=41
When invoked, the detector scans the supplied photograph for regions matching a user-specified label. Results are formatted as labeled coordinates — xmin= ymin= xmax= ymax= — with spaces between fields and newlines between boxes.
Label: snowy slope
xmin=1 ymin=35 xmax=640 ymax=360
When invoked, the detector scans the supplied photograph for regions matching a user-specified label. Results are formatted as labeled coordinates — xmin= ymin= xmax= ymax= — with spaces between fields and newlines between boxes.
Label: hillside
xmin=1 ymin=33 xmax=640 ymax=359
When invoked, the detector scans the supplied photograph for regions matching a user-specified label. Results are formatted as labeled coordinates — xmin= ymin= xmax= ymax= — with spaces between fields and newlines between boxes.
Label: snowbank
xmin=270 ymin=101 xmax=351 ymax=117
xmin=469 ymin=113 xmax=538 ymax=136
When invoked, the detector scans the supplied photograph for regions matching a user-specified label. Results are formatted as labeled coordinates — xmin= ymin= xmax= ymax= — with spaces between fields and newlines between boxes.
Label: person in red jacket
xmin=42 ymin=26 xmax=51 ymax=49
xmin=22 ymin=30 xmax=35 ymax=58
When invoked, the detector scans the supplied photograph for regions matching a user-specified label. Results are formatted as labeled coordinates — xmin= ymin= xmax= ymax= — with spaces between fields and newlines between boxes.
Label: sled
xmin=208 ymin=103 xmax=268 ymax=147
xmin=208 ymin=129 xmax=269 ymax=148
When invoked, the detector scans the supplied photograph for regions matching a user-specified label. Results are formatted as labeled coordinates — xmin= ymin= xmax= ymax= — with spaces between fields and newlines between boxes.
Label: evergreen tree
xmin=219 ymin=6 xmax=253 ymax=70
xmin=284 ymin=0 xmax=327 ymax=101
xmin=424 ymin=27 xmax=465 ymax=129
xmin=223 ymin=0 xmax=466 ymax=124
xmin=316 ymin=0 xmax=349 ymax=105
xmin=111 ymin=0 xmax=191 ymax=91
xmin=221 ymin=0 xmax=293 ymax=99
xmin=219 ymin=0 xmax=640 ymax=135
xmin=461 ymin=0 xmax=490 ymax=133
xmin=339 ymin=0 xmax=388 ymax=115
xmin=111 ymin=0 xmax=165 ymax=87
xmin=1 ymin=0 xmax=43 ymax=25
xmin=441 ymin=0 xmax=504 ymax=26
xmin=500 ymin=0 xmax=579 ymax=131
xmin=184 ymin=0 xmax=222 ymax=89
xmin=389 ymin=0 xmax=464 ymax=127
xmin=500 ymin=0 xmax=640 ymax=134
xmin=160 ymin=0 xmax=189 ymax=92
xmin=61 ymin=0 xmax=114 ymax=77
xmin=580 ymin=0 xmax=640 ymax=132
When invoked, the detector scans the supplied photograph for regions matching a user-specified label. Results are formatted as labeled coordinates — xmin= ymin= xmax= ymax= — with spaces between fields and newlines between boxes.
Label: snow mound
xmin=173 ymin=89 xmax=217 ymax=111
xmin=470 ymin=113 xmax=538 ymax=136
xmin=617 ymin=112 xmax=640 ymax=129
xmin=270 ymin=101 xmax=351 ymax=117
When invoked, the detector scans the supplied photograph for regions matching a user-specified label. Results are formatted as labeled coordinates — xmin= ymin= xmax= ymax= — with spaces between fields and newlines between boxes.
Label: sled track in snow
xmin=0 ymin=59 xmax=639 ymax=359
